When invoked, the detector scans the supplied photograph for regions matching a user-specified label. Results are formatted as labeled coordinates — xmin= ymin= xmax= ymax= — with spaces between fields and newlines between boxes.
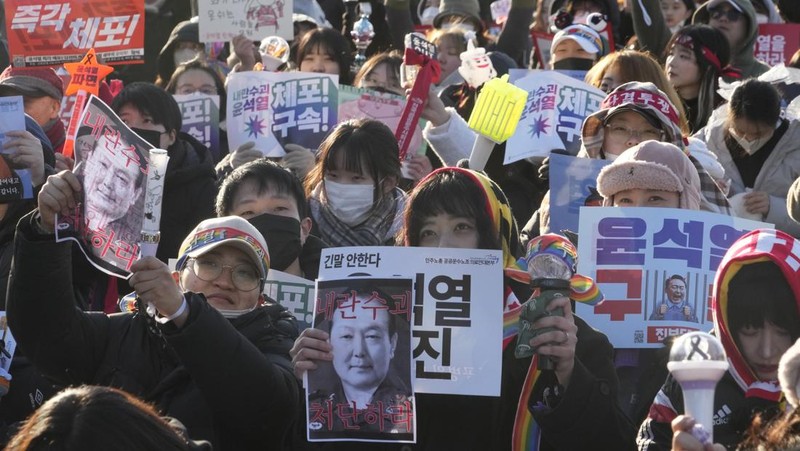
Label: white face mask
xmin=730 ymin=129 xmax=774 ymax=155
xmin=174 ymin=48 xmax=201 ymax=66
xmin=324 ymin=179 xmax=376 ymax=225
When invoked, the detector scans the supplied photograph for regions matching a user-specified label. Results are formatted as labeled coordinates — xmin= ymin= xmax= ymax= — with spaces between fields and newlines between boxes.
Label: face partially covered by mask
xmin=247 ymin=213 xmax=303 ymax=271
xmin=173 ymin=41 xmax=205 ymax=66
xmin=729 ymin=117 xmax=778 ymax=156
xmin=324 ymin=179 xmax=376 ymax=225
xmin=552 ymin=57 xmax=595 ymax=71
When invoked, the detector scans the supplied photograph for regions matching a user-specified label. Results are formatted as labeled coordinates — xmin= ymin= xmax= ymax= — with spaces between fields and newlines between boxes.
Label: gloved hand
xmin=537 ymin=149 xmax=571 ymax=183
xmin=282 ymin=143 xmax=316 ymax=180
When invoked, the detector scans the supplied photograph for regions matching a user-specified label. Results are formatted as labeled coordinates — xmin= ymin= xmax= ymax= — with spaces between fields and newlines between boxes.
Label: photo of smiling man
xmin=307 ymin=278 xmax=414 ymax=443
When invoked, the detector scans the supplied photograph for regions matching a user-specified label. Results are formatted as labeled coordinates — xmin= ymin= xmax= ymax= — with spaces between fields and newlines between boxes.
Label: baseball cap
xmin=0 ymin=66 xmax=64 ymax=100
xmin=551 ymin=24 xmax=603 ymax=55
xmin=177 ymin=216 xmax=270 ymax=280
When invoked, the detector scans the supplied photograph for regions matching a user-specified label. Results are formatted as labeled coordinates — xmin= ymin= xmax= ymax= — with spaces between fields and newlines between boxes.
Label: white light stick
xmin=139 ymin=148 xmax=170 ymax=317
xmin=667 ymin=331 xmax=728 ymax=443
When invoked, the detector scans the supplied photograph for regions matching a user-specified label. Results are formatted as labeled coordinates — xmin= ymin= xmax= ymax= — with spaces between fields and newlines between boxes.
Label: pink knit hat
xmin=596 ymin=140 xmax=701 ymax=210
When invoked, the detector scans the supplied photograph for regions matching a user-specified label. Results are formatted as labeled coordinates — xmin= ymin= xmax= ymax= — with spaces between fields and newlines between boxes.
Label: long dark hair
xmin=6 ymin=386 xmax=189 ymax=451
xmin=665 ymin=25 xmax=731 ymax=133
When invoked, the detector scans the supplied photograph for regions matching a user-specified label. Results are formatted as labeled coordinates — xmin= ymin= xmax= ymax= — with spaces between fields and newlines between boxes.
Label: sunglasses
xmin=708 ymin=5 xmax=742 ymax=21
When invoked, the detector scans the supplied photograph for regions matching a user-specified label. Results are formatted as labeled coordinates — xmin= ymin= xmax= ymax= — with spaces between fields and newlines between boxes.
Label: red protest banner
xmin=755 ymin=24 xmax=800 ymax=67
xmin=5 ymin=0 xmax=145 ymax=67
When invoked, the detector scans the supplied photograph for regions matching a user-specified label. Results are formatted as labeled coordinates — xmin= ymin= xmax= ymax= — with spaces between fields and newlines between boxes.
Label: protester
xmin=304 ymin=119 xmax=405 ymax=247
xmin=661 ymin=0 xmax=696 ymax=34
xmin=0 ymin=67 xmax=66 ymax=154
xmin=216 ymin=159 xmax=326 ymax=280
xmin=293 ymin=167 xmax=633 ymax=449
xmin=692 ymin=0 xmax=770 ymax=78
xmin=584 ymin=49 xmax=689 ymax=132
xmin=428 ymin=27 xmax=470 ymax=91
xmin=353 ymin=51 xmax=404 ymax=95
xmin=295 ymin=28 xmax=353 ymax=85
xmin=156 ymin=19 xmax=229 ymax=88
xmin=550 ymin=23 xmax=604 ymax=71
xmin=523 ymin=82 xmax=730 ymax=242
xmin=664 ymin=25 xmax=734 ymax=133
xmin=5 ymin=385 xmax=211 ymax=451
xmin=165 ymin=59 xmax=229 ymax=163
xmin=111 ymin=82 xmax=217 ymax=262
xmin=637 ymin=228 xmax=800 ymax=449
xmin=7 ymin=189 xmax=300 ymax=450
xmin=695 ymin=79 xmax=800 ymax=235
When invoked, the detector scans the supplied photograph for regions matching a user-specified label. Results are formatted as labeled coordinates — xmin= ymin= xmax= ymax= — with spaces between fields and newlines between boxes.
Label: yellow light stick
xmin=467 ymin=74 xmax=528 ymax=170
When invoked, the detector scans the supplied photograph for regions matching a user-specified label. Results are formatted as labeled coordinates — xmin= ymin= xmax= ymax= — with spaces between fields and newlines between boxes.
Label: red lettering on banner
xmin=593 ymin=269 xmax=642 ymax=321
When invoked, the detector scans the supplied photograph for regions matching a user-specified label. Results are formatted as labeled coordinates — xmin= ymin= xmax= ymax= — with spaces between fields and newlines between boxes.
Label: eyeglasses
xmin=187 ymin=257 xmax=262 ymax=292
xmin=708 ymin=6 xmax=742 ymax=22
xmin=605 ymin=123 xmax=664 ymax=142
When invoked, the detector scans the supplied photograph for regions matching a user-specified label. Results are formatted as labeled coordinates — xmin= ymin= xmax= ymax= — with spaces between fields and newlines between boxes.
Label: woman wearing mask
xmin=696 ymin=79 xmax=800 ymax=236
xmin=549 ymin=23 xmax=605 ymax=72
xmin=304 ymin=119 xmax=404 ymax=247
xmin=664 ymin=25 xmax=734 ymax=134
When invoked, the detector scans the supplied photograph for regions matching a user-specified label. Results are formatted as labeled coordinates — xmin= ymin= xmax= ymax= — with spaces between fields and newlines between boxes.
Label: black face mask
xmin=552 ymin=57 xmax=595 ymax=71
xmin=131 ymin=127 xmax=163 ymax=149
xmin=247 ymin=213 xmax=302 ymax=271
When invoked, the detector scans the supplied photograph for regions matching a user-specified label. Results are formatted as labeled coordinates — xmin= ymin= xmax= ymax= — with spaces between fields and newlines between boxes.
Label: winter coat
xmin=7 ymin=212 xmax=301 ymax=450
xmin=696 ymin=118 xmax=800 ymax=236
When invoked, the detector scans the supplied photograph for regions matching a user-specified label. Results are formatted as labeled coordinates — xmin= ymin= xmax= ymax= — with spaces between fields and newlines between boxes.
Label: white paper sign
xmin=198 ymin=0 xmax=294 ymax=42
xmin=318 ymin=246 xmax=503 ymax=397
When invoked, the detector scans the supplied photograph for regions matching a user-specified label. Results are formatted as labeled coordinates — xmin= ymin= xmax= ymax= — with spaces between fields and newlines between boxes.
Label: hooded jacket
xmin=637 ymin=228 xmax=800 ymax=450
xmin=156 ymin=20 xmax=199 ymax=87
xmin=692 ymin=0 xmax=770 ymax=79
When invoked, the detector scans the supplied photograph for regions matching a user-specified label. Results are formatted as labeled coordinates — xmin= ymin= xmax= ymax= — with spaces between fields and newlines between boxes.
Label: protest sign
xmin=307 ymin=277 xmax=415 ymax=443
xmin=174 ymin=94 xmax=221 ymax=161
xmin=227 ymin=71 xmax=338 ymax=156
xmin=197 ymin=0 xmax=293 ymax=42
xmin=575 ymin=207 xmax=771 ymax=349
xmin=755 ymin=24 xmax=800 ymax=67
xmin=5 ymin=0 xmax=145 ymax=67
xmin=0 ymin=96 xmax=33 ymax=202
xmin=264 ymin=269 xmax=315 ymax=331
xmin=55 ymin=95 xmax=158 ymax=278
xmin=319 ymin=246 xmax=503 ymax=397
xmin=505 ymin=69 xmax=605 ymax=163
xmin=548 ymin=154 xmax=609 ymax=235
xmin=338 ymin=85 xmax=426 ymax=159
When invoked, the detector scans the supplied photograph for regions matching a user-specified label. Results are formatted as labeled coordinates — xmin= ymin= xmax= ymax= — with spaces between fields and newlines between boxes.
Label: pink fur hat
xmin=596 ymin=140 xmax=701 ymax=210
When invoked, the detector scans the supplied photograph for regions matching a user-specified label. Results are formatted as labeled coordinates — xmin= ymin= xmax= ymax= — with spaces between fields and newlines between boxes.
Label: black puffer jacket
xmin=159 ymin=132 xmax=217 ymax=262
xmin=7 ymin=212 xmax=301 ymax=450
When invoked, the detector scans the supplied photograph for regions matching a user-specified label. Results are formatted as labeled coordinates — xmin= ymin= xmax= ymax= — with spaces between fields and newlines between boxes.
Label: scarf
xmin=310 ymin=184 xmax=405 ymax=247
